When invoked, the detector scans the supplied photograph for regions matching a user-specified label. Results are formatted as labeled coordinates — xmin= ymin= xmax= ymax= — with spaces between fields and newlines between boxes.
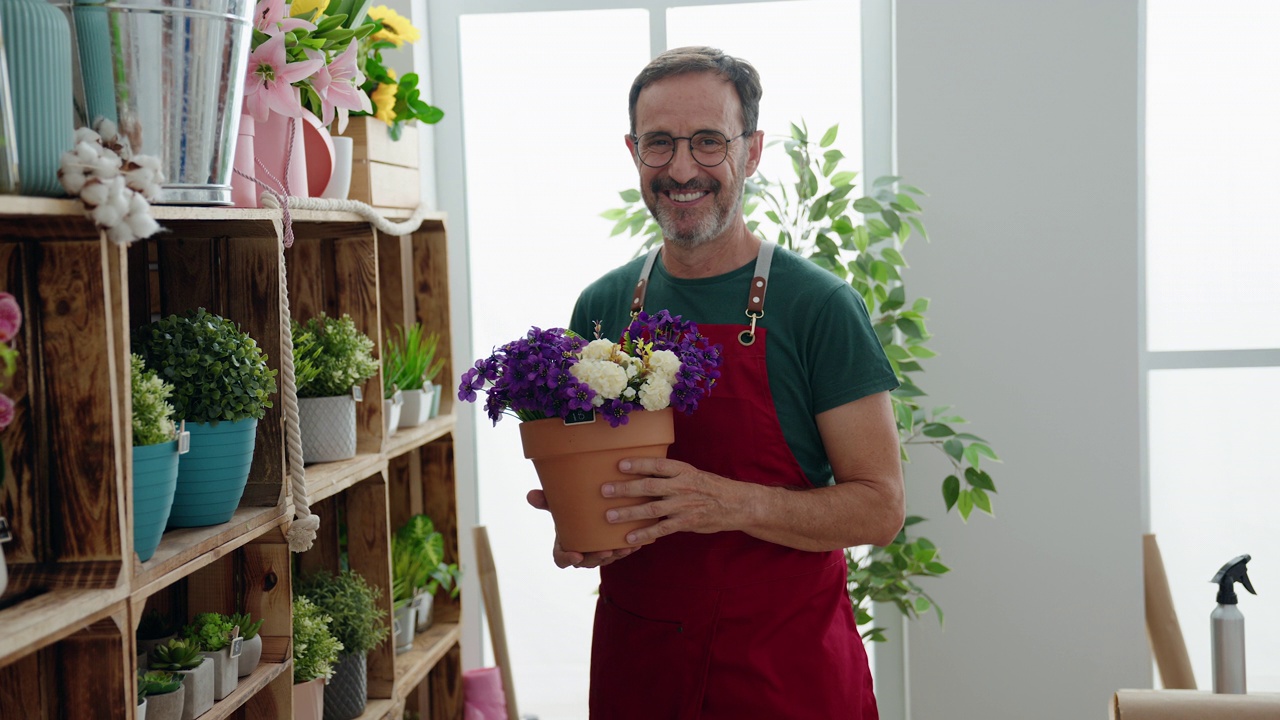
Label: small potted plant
xmin=150 ymin=638 xmax=213 ymax=720
xmin=390 ymin=534 xmax=429 ymax=653
xmin=137 ymin=609 xmax=180 ymax=668
xmin=385 ymin=323 xmax=444 ymax=428
xmin=296 ymin=569 xmax=390 ymax=720
xmin=131 ymin=354 xmax=184 ymax=562
xmin=383 ymin=382 xmax=402 ymax=438
xmin=395 ymin=514 xmax=459 ymax=632
xmin=292 ymin=595 xmax=343 ymax=720
xmin=228 ymin=611 xmax=265 ymax=678
xmin=292 ymin=313 xmax=379 ymax=463
xmin=138 ymin=670 xmax=185 ymax=720
xmin=133 ymin=308 xmax=277 ymax=528
xmin=184 ymin=612 xmax=240 ymax=700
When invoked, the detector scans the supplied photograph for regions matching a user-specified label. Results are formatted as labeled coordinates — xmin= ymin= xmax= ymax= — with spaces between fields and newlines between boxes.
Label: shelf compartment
xmin=0 ymin=234 xmax=130 ymax=599
xmin=302 ymin=452 xmax=387 ymax=505
xmin=0 ymin=608 xmax=133 ymax=719
xmin=394 ymin=622 xmax=461 ymax=711
xmin=388 ymin=436 xmax=460 ymax=622
xmin=131 ymin=505 xmax=288 ymax=599
xmin=0 ymin=590 xmax=127 ymax=664
xmin=383 ymin=414 xmax=454 ymax=459
xmin=196 ymin=660 xmax=292 ymax=720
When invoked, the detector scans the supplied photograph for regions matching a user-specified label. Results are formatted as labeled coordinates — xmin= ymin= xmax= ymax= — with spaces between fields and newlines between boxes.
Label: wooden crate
xmin=338 ymin=117 xmax=422 ymax=211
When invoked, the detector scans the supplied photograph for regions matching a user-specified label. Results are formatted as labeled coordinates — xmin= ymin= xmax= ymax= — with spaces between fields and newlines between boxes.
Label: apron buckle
xmin=739 ymin=310 xmax=762 ymax=346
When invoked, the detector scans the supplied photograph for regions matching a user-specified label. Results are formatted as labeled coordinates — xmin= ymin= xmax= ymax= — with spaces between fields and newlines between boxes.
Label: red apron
xmin=588 ymin=247 xmax=877 ymax=719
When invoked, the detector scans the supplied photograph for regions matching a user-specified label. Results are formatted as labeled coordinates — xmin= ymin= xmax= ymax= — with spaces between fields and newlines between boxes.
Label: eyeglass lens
xmin=637 ymin=131 xmax=733 ymax=168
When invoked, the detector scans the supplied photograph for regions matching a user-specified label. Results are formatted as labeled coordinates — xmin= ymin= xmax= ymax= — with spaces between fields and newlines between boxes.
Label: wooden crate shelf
xmin=0 ymin=202 xmax=462 ymax=719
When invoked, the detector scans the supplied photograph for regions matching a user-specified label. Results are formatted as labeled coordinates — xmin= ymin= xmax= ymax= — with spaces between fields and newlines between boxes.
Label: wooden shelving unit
xmin=0 ymin=199 xmax=463 ymax=720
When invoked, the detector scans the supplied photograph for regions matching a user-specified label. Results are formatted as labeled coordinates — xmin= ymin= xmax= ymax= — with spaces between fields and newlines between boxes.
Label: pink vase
xmin=253 ymin=113 xmax=309 ymax=198
xmin=231 ymin=113 xmax=258 ymax=208
xmin=292 ymin=678 xmax=324 ymax=720
xmin=300 ymin=112 xmax=335 ymax=198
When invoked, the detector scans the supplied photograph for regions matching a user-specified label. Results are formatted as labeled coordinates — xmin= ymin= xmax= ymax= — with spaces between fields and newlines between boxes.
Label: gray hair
xmin=628 ymin=46 xmax=762 ymax=137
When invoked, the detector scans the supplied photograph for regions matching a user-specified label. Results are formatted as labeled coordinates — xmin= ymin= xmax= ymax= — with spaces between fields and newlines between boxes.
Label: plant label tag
xmin=177 ymin=422 xmax=191 ymax=455
xmin=563 ymin=409 xmax=595 ymax=426
xmin=229 ymin=636 xmax=243 ymax=659
xmin=352 ymin=386 xmax=364 ymax=402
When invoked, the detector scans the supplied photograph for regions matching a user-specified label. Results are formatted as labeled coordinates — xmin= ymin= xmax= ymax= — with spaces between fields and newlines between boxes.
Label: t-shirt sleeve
xmin=807 ymin=283 xmax=899 ymax=414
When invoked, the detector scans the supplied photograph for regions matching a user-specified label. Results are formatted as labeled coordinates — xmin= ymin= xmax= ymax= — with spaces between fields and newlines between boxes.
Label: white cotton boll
xmin=73 ymin=142 xmax=100 ymax=164
xmin=59 ymin=169 xmax=87 ymax=195
xmin=105 ymin=222 xmax=135 ymax=245
xmin=92 ymin=200 xmax=125 ymax=229
xmin=127 ymin=191 xmax=149 ymax=215
xmin=94 ymin=118 xmax=118 ymax=143
xmin=127 ymin=210 xmax=160 ymax=240
xmin=80 ymin=179 xmax=108 ymax=207
xmin=74 ymin=127 xmax=101 ymax=146
xmin=92 ymin=155 xmax=122 ymax=179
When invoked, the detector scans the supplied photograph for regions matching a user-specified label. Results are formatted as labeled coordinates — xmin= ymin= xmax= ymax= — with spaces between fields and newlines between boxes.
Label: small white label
xmin=352 ymin=386 xmax=364 ymax=402
xmin=229 ymin=636 xmax=243 ymax=659
xmin=177 ymin=422 xmax=191 ymax=455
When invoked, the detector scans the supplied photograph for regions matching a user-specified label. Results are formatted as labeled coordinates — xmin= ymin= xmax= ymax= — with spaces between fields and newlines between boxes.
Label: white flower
xmin=648 ymin=349 xmax=681 ymax=384
xmin=582 ymin=338 xmax=616 ymax=361
xmin=638 ymin=375 xmax=673 ymax=411
xmin=570 ymin=359 xmax=628 ymax=406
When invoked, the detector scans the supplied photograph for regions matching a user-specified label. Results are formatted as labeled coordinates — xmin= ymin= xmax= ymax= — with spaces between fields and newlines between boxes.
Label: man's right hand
xmin=526 ymin=489 xmax=640 ymax=569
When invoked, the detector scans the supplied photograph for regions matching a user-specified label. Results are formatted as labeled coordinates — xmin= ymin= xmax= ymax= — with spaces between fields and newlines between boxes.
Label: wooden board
xmin=411 ymin=228 xmax=453 ymax=417
xmin=350 ymin=160 xmax=421 ymax=210
xmin=429 ymin=642 xmax=463 ymax=720
xmin=339 ymin=117 xmax=419 ymax=168
xmin=345 ymin=475 xmax=395 ymax=700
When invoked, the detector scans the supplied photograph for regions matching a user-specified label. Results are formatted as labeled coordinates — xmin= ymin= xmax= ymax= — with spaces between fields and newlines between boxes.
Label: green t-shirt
xmin=570 ymin=244 xmax=898 ymax=487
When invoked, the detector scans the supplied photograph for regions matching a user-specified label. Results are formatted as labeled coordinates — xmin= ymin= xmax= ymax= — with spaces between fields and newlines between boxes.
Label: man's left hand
xmin=602 ymin=458 xmax=756 ymax=545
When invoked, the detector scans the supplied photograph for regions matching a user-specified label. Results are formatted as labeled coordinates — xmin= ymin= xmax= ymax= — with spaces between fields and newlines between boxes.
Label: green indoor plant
xmin=131 ymin=354 xmax=181 ymax=562
xmin=292 ymin=313 xmax=379 ymax=464
xmin=150 ymin=638 xmax=214 ymax=719
xmin=395 ymin=514 xmax=460 ymax=632
xmin=384 ymin=323 xmax=445 ymax=428
xmin=296 ymin=569 xmax=390 ymax=720
xmin=133 ymin=308 xmax=278 ymax=528
xmin=184 ymin=612 xmax=240 ymax=699
xmin=228 ymin=611 xmax=266 ymax=678
xmin=138 ymin=670 xmax=185 ymax=720
xmin=292 ymin=595 xmax=342 ymax=720
xmin=603 ymin=121 xmax=1001 ymax=643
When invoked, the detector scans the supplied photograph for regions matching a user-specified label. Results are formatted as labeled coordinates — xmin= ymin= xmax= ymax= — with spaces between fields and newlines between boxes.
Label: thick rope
xmin=260 ymin=194 xmax=433 ymax=237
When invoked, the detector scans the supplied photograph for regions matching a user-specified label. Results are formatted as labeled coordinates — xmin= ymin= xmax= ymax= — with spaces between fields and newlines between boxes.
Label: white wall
xmin=895 ymin=2 xmax=1150 ymax=718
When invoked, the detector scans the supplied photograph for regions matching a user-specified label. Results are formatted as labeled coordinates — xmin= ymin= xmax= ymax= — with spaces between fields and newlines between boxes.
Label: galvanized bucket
xmin=67 ymin=0 xmax=253 ymax=205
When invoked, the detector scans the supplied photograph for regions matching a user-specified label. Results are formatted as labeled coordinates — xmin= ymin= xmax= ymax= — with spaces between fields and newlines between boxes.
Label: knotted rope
xmin=234 ymin=124 xmax=431 ymax=552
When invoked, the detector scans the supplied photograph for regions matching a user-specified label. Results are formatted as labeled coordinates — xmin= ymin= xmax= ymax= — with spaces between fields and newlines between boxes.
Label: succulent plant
xmin=227 ymin=611 xmax=265 ymax=641
xmin=149 ymin=638 xmax=204 ymax=671
xmin=138 ymin=670 xmax=183 ymax=696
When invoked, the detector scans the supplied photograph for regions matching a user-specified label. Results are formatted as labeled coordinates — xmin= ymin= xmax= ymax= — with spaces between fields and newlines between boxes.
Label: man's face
xmin=627 ymin=73 xmax=762 ymax=250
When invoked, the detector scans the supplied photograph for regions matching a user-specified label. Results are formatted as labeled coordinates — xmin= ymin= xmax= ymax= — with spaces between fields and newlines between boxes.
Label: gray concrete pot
xmin=237 ymin=634 xmax=262 ymax=678
xmin=144 ymin=686 xmax=184 ymax=720
xmin=201 ymin=646 xmax=238 ymax=700
xmin=177 ymin=656 xmax=213 ymax=720
xmin=322 ymin=652 xmax=367 ymax=720
xmin=393 ymin=603 xmax=415 ymax=654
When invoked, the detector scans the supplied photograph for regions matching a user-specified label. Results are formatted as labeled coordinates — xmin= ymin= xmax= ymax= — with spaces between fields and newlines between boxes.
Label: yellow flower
xmin=289 ymin=0 xmax=326 ymax=18
xmin=371 ymin=77 xmax=398 ymax=125
xmin=367 ymin=5 xmax=420 ymax=47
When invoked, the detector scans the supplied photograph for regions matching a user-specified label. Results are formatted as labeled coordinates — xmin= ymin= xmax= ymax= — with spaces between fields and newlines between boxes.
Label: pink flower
xmin=0 ymin=393 xmax=13 ymax=429
xmin=307 ymin=44 xmax=373 ymax=133
xmin=254 ymin=0 xmax=313 ymax=35
xmin=0 ymin=292 xmax=21 ymax=343
xmin=244 ymin=34 xmax=323 ymax=123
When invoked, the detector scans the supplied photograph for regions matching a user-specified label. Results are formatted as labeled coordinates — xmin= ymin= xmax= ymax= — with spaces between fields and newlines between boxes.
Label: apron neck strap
xmin=630 ymin=242 xmax=777 ymax=318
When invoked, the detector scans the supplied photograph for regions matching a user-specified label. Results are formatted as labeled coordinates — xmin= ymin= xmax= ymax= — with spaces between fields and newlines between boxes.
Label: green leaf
xmin=896 ymin=317 xmax=924 ymax=340
xmin=903 ymin=515 xmax=925 ymax=527
xmin=971 ymin=487 xmax=993 ymax=514
xmin=914 ymin=597 xmax=932 ymax=613
xmin=853 ymin=197 xmax=883 ymax=214
xmin=827 ymin=199 xmax=850 ymax=220
xmin=764 ymin=210 xmax=782 ymax=225
xmin=942 ymin=475 xmax=960 ymax=511
xmin=599 ymin=208 xmax=627 ymax=221
xmin=609 ymin=217 xmax=631 ymax=237
xmin=852 ymin=226 xmax=870 ymax=252
xmin=790 ymin=122 xmax=806 ymax=142
xmin=957 ymin=489 xmax=974 ymax=520
xmin=873 ymin=175 xmax=901 ymax=189
xmin=901 ymin=184 xmax=927 ymax=196
xmin=881 ymin=210 xmax=902 ymax=234
xmin=894 ymin=398 xmax=914 ymax=431
xmin=925 ymin=561 xmax=950 ymax=575
xmin=943 ymin=437 xmax=963 ymax=462
xmin=881 ymin=285 xmax=906 ymax=312
xmin=867 ymin=219 xmax=892 ymax=238
xmin=882 ymin=247 xmax=907 ymax=267
xmin=895 ymin=193 xmax=922 ymax=212
xmin=922 ymin=422 xmax=955 ymax=438
xmin=819 ymin=124 xmax=839 ymax=147
xmin=970 ymin=442 xmax=1000 ymax=463
xmin=815 ymin=233 xmax=840 ymax=256
xmin=619 ymin=188 xmax=641 ymax=203
xmin=908 ymin=344 xmax=937 ymax=359
xmin=965 ymin=467 xmax=997 ymax=492
xmin=907 ymin=216 xmax=929 ymax=241
xmin=831 ymin=170 xmax=858 ymax=187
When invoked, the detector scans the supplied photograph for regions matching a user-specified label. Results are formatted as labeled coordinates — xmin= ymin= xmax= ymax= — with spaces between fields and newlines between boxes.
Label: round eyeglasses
xmin=632 ymin=130 xmax=750 ymax=169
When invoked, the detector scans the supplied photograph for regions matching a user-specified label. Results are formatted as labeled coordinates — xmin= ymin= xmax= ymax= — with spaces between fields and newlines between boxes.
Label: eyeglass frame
xmin=629 ymin=129 xmax=753 ymax=169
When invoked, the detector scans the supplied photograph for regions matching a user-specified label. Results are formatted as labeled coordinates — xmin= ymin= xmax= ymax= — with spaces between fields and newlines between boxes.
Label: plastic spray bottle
xmin=1210 ymin=554 xmax=1256 ymax=694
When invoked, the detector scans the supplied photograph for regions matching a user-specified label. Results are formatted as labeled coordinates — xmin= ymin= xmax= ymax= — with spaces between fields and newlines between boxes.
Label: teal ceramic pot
xmin=132 ymin=439 xmax=180 ymax=561
xmin=169 ymin=418 xmax=258 ymax=528
xmin=0 ymin=0 xmax=73 ymax=196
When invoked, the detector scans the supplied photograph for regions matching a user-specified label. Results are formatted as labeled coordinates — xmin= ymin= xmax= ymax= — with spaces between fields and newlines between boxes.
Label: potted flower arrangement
xmin=150 ymin=638 xmax=213 ymax=720
xmin=394 ymin=514 xmax=459 ymax=632
xmin=292 ymin=595 xmax=343 ymax=720
xmin=228 ymin=611 xmax=266 ymax=678
xmin=458 ymin=310 xmax=722 ymax=552
xmin=184 ymin=612 xmax=240 ymax=700
xmin=131 ymin=354 xmax=185 ymax=562
xmin=295 ymin=569 xmax=390 ymax=720
xmin=132 ymin=308 xmax=277 ymax=528
xmin=384 ymin=323 xmax=444 ymax=429
xmin=292 ymin=313 xmax=379 ymax=463
xmin=138 ymin=670 xmax=185 ymax=720
xmin=0 ymin=292 xmax=22 ymax=597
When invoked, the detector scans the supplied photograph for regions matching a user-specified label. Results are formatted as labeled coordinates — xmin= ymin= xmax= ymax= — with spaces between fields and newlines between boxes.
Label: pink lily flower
xmin=0 ymin=292 xmax=20 ymax=343
xmin=254 ymin=0 xmax=314 ymax=35
xmin=244 ymin=34 xmax=323 ymax=122
xmin=308 ymin=43 xmax=373 ymax=133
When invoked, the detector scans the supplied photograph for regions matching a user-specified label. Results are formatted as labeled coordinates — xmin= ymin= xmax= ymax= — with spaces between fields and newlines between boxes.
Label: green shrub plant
xmin=291 ymin=313 xmax=379 ymax=398
xmin=131 ymin=354 xmax=177 ymax=446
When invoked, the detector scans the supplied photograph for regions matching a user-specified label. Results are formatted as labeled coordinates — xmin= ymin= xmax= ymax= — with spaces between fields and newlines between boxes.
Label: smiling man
xmin=528 ymin=46 xmax=904 ymax=719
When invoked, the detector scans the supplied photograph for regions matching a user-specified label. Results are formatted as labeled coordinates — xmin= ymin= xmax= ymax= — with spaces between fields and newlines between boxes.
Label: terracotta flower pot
xmin=293 ymin=678 xmax=325 ymax=720
xmin=519 ymin=408 xmax=674 ymax=553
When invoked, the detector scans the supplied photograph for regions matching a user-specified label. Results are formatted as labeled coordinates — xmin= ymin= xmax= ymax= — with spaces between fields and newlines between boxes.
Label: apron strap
xmin=630 ymin=245 xmax=663 ymax=315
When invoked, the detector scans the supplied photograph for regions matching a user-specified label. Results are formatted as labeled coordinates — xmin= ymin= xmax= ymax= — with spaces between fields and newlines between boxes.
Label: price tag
xmin=0 ymin=517 xmax=11 ymax=543
xmin=177 ymin=421 xmax=191 ymax=455
xmin=563 ymin=409 xmax=595 ymax=426
xmin=230 ymin=636 xmax=243 ymax=659
xmin=352 ymin=385 xmax=364 ymax=402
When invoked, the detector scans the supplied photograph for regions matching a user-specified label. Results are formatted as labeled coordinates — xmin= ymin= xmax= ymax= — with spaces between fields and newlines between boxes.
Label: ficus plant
xmin=601 ymin=120 xmax=1001 ymax=642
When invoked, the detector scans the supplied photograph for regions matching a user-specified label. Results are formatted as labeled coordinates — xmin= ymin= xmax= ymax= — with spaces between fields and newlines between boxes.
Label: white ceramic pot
xmin=177 ymin=656 xmax=214 ymax=720
xmin=414 ymin=591 xmax=434 ymax=632
xmin=298 ymin=394 xmax=358 ymax=464
xmin=429 ymin=382 xmax=443 ymax=419
xmin=384 ymin=392 xmax=402 ymax=437
xmin=398 ymin=386 xmax=433 ymax=429
xmin=393 ymin=602 xmax=415 ymax=654
xmin=0 ymin=516 xmax=10 ymax=597
xmin=138 ymin=697 xmax=147 ymax=720
xmin=322 ymin=135 xmax=353 ymax=200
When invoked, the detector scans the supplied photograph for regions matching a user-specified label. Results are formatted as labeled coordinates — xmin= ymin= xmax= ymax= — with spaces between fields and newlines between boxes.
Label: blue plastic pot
xmin=132 ymin=439 xmax=180 ymax=561
xmin=169 ymin=418 xmax=258 ymax=528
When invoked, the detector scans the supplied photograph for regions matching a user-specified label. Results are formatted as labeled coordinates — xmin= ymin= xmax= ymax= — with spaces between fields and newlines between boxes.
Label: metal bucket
xmin=67 ymin=0 xmax=253 ymax=205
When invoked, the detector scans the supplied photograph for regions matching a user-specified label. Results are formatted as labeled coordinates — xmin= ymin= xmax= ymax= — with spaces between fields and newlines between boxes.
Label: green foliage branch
xmin=132 ymin=308 xmax=278 ymax=423
xmin=291 ymin=313 xmax=379 ymax=398
xmin=228 ymin=611 xmax=265 ymax=641
xmin=295 ymin=569 xmax=390 ymax=654
xmin=601 ymin=121 xmax=1003 ymax=642
xmin=384 ymin=323 xmax=445 ymax=395
xmin=131 ymin=354 xmax=177 ymax=447
xmin=292 ymin=595 xmax=344 ymax=683
xmin=394 ymin=514 xmax=461 ymax=601
xmin=184 ymin=612 xmax=237 ymax=652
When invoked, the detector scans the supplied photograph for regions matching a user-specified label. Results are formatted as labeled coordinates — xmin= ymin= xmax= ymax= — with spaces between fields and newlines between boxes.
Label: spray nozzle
xmin=1211 ymin=554 xmax=1256 ymax=605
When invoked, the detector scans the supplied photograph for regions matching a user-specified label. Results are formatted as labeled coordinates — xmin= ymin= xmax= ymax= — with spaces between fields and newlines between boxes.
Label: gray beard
xmin=647 ymin=180 xmax=743 ymax=250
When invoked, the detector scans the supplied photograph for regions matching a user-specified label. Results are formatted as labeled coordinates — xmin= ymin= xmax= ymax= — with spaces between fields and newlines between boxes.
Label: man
xmin=528 ymin=46 xmax=904 ymax=718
